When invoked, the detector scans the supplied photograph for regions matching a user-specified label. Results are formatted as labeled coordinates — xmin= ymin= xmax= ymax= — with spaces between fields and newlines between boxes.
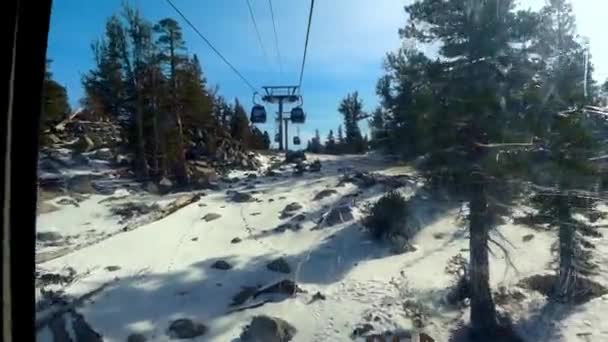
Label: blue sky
xmin=47 ymin=0 xmax=607 ymax=145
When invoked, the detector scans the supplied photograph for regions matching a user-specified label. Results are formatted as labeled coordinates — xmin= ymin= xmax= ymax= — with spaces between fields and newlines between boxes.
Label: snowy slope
xmin=35 ymin=153 xmax=608 ymax=342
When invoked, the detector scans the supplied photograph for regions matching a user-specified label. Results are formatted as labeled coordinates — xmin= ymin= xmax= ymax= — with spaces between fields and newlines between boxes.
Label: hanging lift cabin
xmin=290 ymin=106 xmax=305 ymax=123
xmin=250 ymin=104 xmax=267 ymax=123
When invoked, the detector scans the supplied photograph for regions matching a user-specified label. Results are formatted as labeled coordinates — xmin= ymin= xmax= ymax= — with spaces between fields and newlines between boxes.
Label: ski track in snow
xmin=35 ymin=152 xmax=608 ymax=342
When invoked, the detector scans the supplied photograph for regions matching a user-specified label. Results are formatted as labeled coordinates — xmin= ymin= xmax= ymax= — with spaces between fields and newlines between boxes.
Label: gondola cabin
xmin=293 ymin=136 xmax=301 ymax=145
xmin=250 ymin=104 xmax=267 ymax=123
xmin=274 ymin=133 xmax=280 ymax=143
xmin=290 ymin=107 xmax=305 ymax=124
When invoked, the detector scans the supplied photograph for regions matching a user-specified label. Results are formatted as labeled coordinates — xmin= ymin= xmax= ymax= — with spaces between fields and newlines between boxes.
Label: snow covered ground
xmin=35 ymin=152 xmax=608 ymax=341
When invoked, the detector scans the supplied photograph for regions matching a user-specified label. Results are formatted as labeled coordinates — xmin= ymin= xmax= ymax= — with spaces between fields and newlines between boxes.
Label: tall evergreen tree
xmin=525 ymin=0 xmax=603 ymax=301
xmin=325 ymin=130 xmax=336 ymax=154
xmin=338 ymin=92 xmax=366 ymax=153
xmin=402 ymin=0 xmax=538 ymax=335
xmin=42 ymin=60 xmax=71 ymax=131
xmin=118 ymin=5 xmax=154 ymax=179
xmin=155 ymin=17 xmax=189 ymax=184
xmin=308 ymin=129 xmax=323 ymax=153
xmin=369 ymin=107 xmax=388 ymax=150
xmin=263 ymin=131 xmax=271 ymax=149
xmin=230 ymin=99 xmax=251 ymax=145
xmin=82 ymin=15 xmax=126 ymax=120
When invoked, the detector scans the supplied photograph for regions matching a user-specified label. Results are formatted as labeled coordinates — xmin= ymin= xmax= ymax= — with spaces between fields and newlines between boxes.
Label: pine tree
xmin=525 ymin=0 xmax=603 ymax=301
xmin=338 ymin=92 xmax=365 ymax=153
xmin=177 ymin=54 xmax=214 ymax=132
xmin=336 ymin=125 xmax=345 ymax=154
xmin=263 ymin=131 xmax=271 ymax=149
xmin=403 ymin=0 xmax=538 ymax=335
xmin=369 ymin=107 xmax=388 ymax=150
xmin=82 ymin=15 xmax=126 ymax=120
xmin=117 ymin=5 xmax=154 ymax=179
xmin=325 ymin=130 xmax=336 ymax=154
xmin=230 ymin=99 xmax=251 ymax=145
xmin=42 ymin=60 xmax=71 ymax=131
xmin=154 ymin=17 xmax=189 ymax=184
xmin=376 ymin=49 xmax=438 ymax=158
xmin=309 ymin=129 xmax=323 ymax=153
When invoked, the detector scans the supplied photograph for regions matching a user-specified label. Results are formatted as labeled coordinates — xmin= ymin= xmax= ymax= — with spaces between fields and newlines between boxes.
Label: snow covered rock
xmin=92 ymin=148 xmax=114 ymax=161
xmin=280 ymin=202 xmax=303 ymax=219
xmin=105 ymin=265 xmax=120 ymax=272
xmin=266 ymin=257 xmax=291 ymax=274
xmin=73 ymin=135 xmax=95 ymax=153
xmin=189 ymin=162 xmax=219 ymax=183
xmin=127 ymin=333 xmax=147 ymax=342
xmin=38 ymin=201 xmax=60 ymax=214
xmin=36 ymin=231 xmax=62 ymax=242
xmin=166 ymin=318 xmax=207 ymax=339
xmin=240 ymin=315 xmax=297 ymax=342
xmin=56 ymin=197 xmax=79 ymax=207
xmin=309 ymin=160 xmax=322 ymax=172
xmin=351 ymin=323 xmax=374 ymax=338
xmin=285 ymin=150 xmax=306 ymax=164
xmin=211 ymin=260 xmax=232 ymax=270
xmin=323 ymin=206 xmax=354 ymax=226
xmin=231 ymin=237 xmax=242 ymax=244
xmin=158 ymin=177 xmax=173 ymax=193
xmin=231 ymin=191 xmax=254 ymax=203
xmin=67 ymin=174 xmax=98 ymax=194
xmin=202 ymin=213 xmax=222 ymax=222
xmin=313 ymin=189 xmax=337 ymax=201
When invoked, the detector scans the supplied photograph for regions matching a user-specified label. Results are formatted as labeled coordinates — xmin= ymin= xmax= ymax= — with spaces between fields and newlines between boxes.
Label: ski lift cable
xmin=164 ymin=0 xmax=259 ymax=93
xmin=298 ymin=0 xmax=315 ymax=92
xmin=245 ymin=0 xmax=274 ymax=78
xmin=268 ymin=0 xmax=284 ymax=80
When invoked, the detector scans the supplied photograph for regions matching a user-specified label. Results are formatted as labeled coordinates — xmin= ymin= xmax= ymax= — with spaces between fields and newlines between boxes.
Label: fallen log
xmin=36 ymin=193 xmax=202 ymax=264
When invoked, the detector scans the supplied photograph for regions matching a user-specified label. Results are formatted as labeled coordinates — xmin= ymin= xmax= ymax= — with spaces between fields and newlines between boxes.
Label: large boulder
xmin=267 ymin=257 xmax=291 ymax=274
xmin=73 ymin=135 xmax=95 ymax=153
xmin=158 ymin=177 xmax=173 ymax=194
xmin=127 ymin=333 xmax=147 ymax=342
xmin=189 ymin=163 xmax=219 ymax=184
xmin=280 ymin=202 xmax=303 ymax=219
xmin=202 ymin=213 xmax=222 ymax=222
xmin=166 ymin=318 xmax=207 ymax=339
xmin=36 ymin=231 xmax=62 ymax=242
xmin=92 ymin=148 xmax=114 ymax=161
xmin=231 ymin=192 xmax=254 ymax=203
xmin=285 ymin=151 xmax=306 ymax=164
xmin=309 ymin=160 xmax=322 ymax=172
xmin=211 ymin=260 xmax=232 ymax=270
xmin=38 ymin=201 xmax=60 ymax=214
xmin=240 ymin=316 xmax=297 ymax=342
xmin=313 ymin=189 xmax=338 ymax=201
xmin=67 ymin=175 xmax=99 ymax=194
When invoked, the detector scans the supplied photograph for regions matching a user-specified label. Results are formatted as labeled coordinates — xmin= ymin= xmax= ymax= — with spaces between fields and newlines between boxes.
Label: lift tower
xmin=261 ymin=86 xmax=300 ymax=151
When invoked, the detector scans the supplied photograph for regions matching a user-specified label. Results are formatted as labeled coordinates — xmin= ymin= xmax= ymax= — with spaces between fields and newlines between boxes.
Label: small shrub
xmin=364 ymin=191 xmax=413 ymax=243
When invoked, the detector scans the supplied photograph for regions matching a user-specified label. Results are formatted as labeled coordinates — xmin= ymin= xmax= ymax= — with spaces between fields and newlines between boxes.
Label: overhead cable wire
xmin=268 ymin=0 xmax=284 ymax=79
xmin=246 ymin=0 xmax=274 ymax=77
xmin=298 ymin=0 xmax=315 ymax=91
xmin=164 ymin=0 xmax=258 ymax=92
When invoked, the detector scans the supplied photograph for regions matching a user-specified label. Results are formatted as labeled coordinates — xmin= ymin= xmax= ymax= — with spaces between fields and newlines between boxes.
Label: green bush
xmin=364 ymin=191 xmax=412 ymax=243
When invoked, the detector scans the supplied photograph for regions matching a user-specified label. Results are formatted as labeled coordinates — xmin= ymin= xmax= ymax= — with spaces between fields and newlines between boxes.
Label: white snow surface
xmin=35 ymin=152 xmax=608 ymax=342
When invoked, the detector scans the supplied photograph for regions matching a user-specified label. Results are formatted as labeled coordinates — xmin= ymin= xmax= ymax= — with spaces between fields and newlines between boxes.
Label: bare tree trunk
xmin=152 ymin=112 xmax=160 ymax=177
xmin=169 ymin=37 xmax=188 ymax=185
xmin=469 ymin=169 xmax=497 ymax=336
xmin=557 ymin=195 xmax=576 ymax=300
xmin=134 ymin=95 xmax=149 ymax=179
xmin=150 ymin=69 xmax=161 ymax=180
